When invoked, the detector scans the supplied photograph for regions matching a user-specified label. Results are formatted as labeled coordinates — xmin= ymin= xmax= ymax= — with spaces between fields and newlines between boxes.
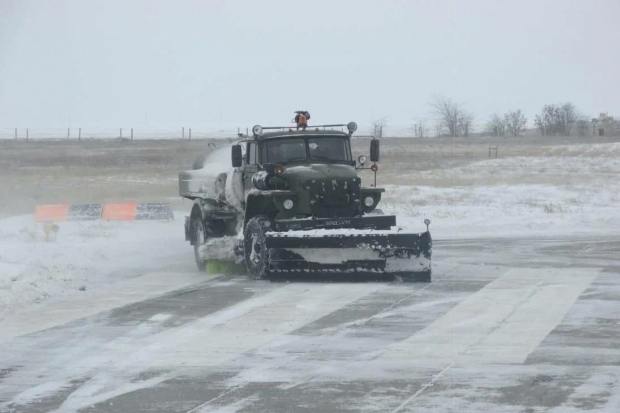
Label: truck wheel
xmin=244 ymin=216 xmax=270 ymax=280
xmin=192 ymin=215 xmax=208 ymax=271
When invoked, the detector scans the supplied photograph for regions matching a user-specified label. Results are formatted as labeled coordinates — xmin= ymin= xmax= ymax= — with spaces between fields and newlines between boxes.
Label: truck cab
xmin=232 ymin=122 xmax=386 ymax=230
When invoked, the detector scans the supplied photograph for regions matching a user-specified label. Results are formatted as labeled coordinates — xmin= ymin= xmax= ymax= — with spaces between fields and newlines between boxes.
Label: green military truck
xmin=179 ymin=121 xmax=432 ymax=281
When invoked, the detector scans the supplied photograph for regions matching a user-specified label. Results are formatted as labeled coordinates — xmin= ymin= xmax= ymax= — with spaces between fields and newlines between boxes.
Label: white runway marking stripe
xmin=379 ymin=267 xmax=600 ymax=364
xmin=131 ymin=283 xmax=387 ymax=368
xmin=49 ymin=283 xmax=387 ymax=412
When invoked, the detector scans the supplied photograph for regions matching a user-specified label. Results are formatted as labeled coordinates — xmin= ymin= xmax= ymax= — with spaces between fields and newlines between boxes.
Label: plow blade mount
xmin=265 ymin=229 xmax=432 ymax=281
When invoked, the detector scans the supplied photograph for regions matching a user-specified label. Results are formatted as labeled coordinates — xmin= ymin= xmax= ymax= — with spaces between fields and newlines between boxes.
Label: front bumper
xmin=265 ymin=227 xmax=432 ymax=276
xmin=274 ymin=214 xmax=396 ymax=231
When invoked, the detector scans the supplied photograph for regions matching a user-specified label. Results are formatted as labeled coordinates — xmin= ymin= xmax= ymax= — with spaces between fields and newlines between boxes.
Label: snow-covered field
xmin=0 ymin=215 xmax=192 ymax=321
xmin=1 ymin=138 xmax=619 ymax=320
xmin=384 ymin=143 xmax=620 ymax=239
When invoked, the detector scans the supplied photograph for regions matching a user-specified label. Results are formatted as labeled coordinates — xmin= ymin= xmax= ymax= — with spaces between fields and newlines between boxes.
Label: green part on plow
xmin=205 ymin=260 xmax=247 ymax=275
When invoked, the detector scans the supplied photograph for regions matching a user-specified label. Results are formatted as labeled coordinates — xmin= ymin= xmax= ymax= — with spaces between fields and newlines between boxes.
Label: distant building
xmin=592 ymin=113 xmax=619 ymax=136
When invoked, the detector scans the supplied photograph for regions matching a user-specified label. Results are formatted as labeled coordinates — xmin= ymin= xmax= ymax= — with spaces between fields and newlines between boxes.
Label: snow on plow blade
xmin=265 ymin=228 xmax=432 ymax=280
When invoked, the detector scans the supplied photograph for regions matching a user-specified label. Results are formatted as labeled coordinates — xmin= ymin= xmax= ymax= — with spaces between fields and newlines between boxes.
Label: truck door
xmin=243 ymin=142 xmax=259 ymax=199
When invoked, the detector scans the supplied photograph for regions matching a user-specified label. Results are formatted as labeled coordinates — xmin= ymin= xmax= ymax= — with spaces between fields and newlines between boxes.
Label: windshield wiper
xmin=281 ymin=157 xmax=307 ymax=162
xmin=311 ymin=155 xmax=345 ymax=161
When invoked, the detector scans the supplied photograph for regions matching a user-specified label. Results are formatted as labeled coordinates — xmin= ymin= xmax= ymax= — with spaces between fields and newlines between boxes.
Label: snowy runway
xmin=1 ymin=236 xmax=620 ymax=412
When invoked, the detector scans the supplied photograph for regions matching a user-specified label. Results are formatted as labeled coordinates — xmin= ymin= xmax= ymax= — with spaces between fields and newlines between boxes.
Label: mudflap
xmin=264 ymin=229 xmax=432 ymax=282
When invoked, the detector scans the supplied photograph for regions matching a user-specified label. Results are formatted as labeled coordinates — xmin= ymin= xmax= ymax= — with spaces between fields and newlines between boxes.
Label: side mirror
xmin=231 ymin=145 xmax=243 ymax=168
xmin=370 ymin=139 xmax=380 ymax=162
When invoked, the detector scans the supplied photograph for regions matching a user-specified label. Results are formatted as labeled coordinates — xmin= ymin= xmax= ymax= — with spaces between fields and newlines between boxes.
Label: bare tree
xmin=371 ymin=117 xmax=387 ymax=138
xmin=560 ymin=103 xmax=578 ymax=136
xmin=429 ymin=95 xmax=474 ymax=137
xmin=487 ymin=113 xmax=506 ymax=137
xmin=430 ymin=95 xmax=460 ymax=137
xmin=434 ymin=122 xmax=443 ymax=138
xmin=459 ymin=111 xmax=475 ymax=137
xmin=412 ymin=118 xmax=429 ymax=138
xmin=504 ymin=110 xmax=528 ymax=136
xmin=535 ymin=104 xmax=560 ymax=136
xmin=576 ymin=118 xmax=590 ymax=137
xmin=534 ymin=102 xmax=580 ymax=136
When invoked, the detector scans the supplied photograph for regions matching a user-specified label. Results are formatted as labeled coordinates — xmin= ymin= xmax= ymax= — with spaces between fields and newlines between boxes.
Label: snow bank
xmin=0 ymin=214 xmax=190 ymax=321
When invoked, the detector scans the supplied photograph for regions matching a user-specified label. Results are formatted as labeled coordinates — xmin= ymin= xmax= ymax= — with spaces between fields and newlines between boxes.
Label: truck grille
xmin=305 ymin=178 xmax=361 ymax=218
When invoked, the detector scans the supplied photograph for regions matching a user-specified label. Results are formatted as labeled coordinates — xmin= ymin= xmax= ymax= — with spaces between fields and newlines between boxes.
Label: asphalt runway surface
xmin=1 ymin=236 xmax=620 ymax=412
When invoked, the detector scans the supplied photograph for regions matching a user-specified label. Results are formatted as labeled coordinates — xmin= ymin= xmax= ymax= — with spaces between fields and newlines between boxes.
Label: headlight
xmin=283 ymin=199 xmax=294 ymax=210
xmin=358 ymin=155 xmax=367 ymax=165
xmin=347 ymin=122 xmax=358 ymax=133
xmin=364 ymin=196 xmax=374 ymax=207
xmin=252 ymin=125 xmax=263 ymax=136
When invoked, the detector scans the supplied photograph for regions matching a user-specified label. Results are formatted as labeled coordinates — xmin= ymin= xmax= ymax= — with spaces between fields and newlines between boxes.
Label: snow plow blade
xmin=265 ymin=228 xmax=432 ymax=281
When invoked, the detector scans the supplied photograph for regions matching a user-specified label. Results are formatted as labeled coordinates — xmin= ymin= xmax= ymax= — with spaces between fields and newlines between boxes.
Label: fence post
xmin=15 ymin=128 xmax=17 ymax=139
xmin=182 ymin=127 xmax=185 ymax=139
xmin=78 ymin=127 xmax=81 ymax=141
xmin=67 ymin=128 xmax=70 ymax=139
xmin=26 ymin=128 xmax=29 ymax=141
xmin=120 ymin=128 xmax=123 ymax=139
xmin=189 ymin=128 xmax=192 ymax=140
xmin=131 ymin=128 xmax=134 ymax=140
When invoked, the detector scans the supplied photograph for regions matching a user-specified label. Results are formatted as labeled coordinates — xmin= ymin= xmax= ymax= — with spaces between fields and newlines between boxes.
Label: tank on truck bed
xmin=179 ymin=121 xmax=432 ymax=281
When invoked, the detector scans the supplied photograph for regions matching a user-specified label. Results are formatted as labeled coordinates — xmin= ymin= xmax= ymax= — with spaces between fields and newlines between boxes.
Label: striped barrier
xmin=34 ymin=203 xmax=173 ymax=222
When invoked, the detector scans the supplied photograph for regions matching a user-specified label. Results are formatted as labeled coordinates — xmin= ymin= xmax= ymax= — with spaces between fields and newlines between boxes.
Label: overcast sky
xmin=0 ymin=0 xmax=618 ymax=129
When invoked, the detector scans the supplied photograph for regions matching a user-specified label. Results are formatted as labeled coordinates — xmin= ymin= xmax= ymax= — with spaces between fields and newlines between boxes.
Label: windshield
xmin=308 ymin=137 xmax=350 ymax=161
xmin=264 ymin=138 xmax=307 ymax=163
xmin=264 ymin=136 xmax=351 ymax=163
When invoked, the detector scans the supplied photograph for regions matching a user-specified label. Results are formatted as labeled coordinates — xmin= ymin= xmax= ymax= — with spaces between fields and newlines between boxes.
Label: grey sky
xmin=1 ymin=0 xmax=618 ymax=129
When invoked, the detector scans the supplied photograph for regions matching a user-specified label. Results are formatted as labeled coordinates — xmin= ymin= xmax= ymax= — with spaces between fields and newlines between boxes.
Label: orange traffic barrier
xmin=34 ymin=202 xmax=172 ymax=222
xmin=101 ymin=203 xmax=138 ymax=221
xmin=34 ymin=204 xmax=70 ymax=222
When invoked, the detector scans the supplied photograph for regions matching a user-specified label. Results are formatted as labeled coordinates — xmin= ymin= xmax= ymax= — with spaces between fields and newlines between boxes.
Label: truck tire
xmin=244 ymin=216 xmax=270 ymax=280
xmin=192 ymin=214 xmax=208 ymax=271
